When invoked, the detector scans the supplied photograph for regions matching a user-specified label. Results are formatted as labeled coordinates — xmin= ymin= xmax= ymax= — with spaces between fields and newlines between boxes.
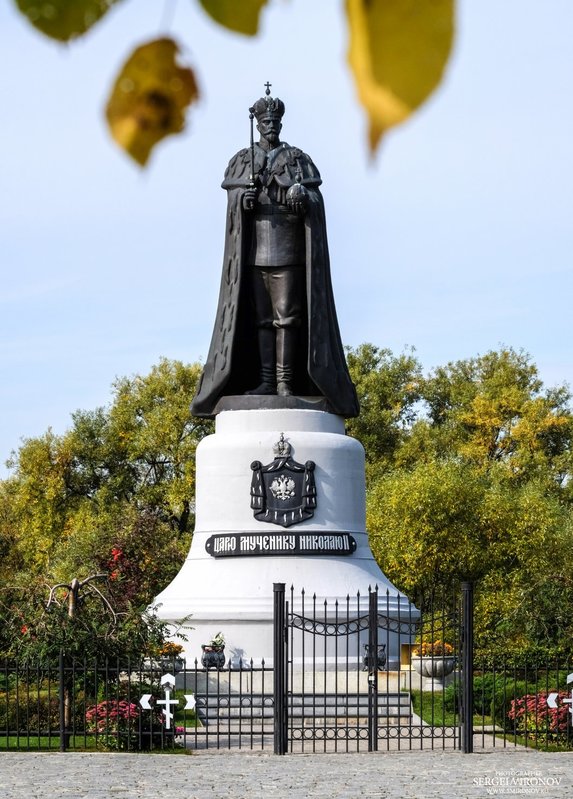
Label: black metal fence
xmin=0 ymin=656 xmax=275 ymax=752
xmin=272 ymin=582 xmax=571 ymax=754
xmin=2 ymin=582 xmax=572 ymax=754
xmin=470 ymin=657 xmax=573 ymax=752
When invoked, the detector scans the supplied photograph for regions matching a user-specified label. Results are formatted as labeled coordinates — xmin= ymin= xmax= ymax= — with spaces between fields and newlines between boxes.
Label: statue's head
xmin=250 ymin=94 xmax=285 ymax=145
xmin=251 ymin=95 xmax=285 ymax=122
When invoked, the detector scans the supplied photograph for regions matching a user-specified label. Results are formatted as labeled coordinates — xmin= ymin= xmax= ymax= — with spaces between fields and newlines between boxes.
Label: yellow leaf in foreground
xmin=347 ymin=0 xmax=455 ymax=152
xmin=15 ymin=0 xmax=124 ymax=42
xmin=198 ymin=0 xmax=268 ymax=35
xmin=105 ymin=38 xmax=200 ymax=167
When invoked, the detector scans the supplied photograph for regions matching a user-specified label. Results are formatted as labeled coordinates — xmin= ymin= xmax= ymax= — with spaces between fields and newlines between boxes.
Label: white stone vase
xmin=411 ymin=656 xmax=456 ymax=689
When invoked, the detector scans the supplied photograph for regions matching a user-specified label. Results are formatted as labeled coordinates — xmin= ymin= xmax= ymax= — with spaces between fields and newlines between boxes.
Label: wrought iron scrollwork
xmin=289 ymin=612 xmax=370 ymax=636
xmin=289 ymin=611 xmax=421 ymax=637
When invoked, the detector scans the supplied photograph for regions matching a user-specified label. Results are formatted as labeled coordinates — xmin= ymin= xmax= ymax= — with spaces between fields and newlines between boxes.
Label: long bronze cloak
xmin=191 ymin=143 xmax=359 ymax=418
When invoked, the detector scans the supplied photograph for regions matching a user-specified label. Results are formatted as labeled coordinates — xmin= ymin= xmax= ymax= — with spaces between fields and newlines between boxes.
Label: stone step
xmin=195 ymin=692 xmax=413 ymax=726
xmin=177 ymin=669 xmax=406 ymax=695
xmin=197 ymin=692 xmax=411 ymax=708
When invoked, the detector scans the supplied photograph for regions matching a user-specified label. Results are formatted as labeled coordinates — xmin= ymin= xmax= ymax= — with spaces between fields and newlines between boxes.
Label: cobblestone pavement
xmin=1 ymin=749 xmax=571 ymax=799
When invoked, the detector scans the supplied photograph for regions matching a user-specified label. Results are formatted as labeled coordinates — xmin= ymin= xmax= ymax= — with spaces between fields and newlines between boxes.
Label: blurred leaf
xmin=14 ymin=0 xmax=124 ymax=42
xmin=198 ymin=0 xmax=268 ymax=35
xmin=105 ymin=38 xmax=200 ymax=167
xmin=346 ymin=0 xmax=455 ymax=151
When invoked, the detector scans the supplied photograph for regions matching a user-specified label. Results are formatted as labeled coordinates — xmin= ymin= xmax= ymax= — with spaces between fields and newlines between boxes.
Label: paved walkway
xmin=1 ymin=749 xmax=571 ymax=799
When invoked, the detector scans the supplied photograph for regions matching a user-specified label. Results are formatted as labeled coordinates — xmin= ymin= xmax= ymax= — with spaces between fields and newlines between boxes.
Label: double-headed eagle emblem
xmin=250 ymin=434 xmax=316 ymax=528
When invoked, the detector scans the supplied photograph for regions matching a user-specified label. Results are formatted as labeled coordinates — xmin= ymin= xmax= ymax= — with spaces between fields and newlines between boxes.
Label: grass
xmin=0 ymin=734 xmax=99 ymax=751
xmin=0 ymin=732 xmax=193 ymax=752
xmin=410 ymin=689 xmax=458 ymax=726
xmin=410 ymin=691 xmax=573 ymax=751
xmin=410 ymin=689 xmax=494 ymax=728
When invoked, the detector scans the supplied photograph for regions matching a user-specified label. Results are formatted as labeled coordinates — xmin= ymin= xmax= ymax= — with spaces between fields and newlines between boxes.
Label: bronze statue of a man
xmin=191 ymin=87 xmax=359 ymax=418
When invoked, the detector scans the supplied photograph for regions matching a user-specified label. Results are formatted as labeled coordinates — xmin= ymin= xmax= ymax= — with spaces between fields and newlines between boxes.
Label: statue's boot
xmin=246 ymin=328 xmax=276 ymax=395
xmin=276 ymin=327 xmax=296 ymax=396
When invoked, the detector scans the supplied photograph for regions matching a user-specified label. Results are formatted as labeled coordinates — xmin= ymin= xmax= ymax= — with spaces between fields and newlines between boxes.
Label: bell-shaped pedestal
xmin=153 ymin=407 xmax=415 ymax=669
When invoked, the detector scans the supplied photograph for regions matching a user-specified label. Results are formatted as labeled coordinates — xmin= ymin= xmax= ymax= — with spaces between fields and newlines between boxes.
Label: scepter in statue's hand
xmin=243 ymin=105 xmax=258 ymax=212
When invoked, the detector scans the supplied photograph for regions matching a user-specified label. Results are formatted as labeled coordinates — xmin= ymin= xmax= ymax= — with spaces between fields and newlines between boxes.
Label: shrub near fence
xmin=442 ymin=665 xmax=573 ymax=749
xmin=509 ymin=692 xmax=573 ymax=746
xmin=0 ymin=682 xmax=60 ymax=736
xmin=0 ymin=663 xmax=66 ymax=741
xmin=443 ymin=674 xmax=529 ymax=725
xmin=84 ymin=698 xmax=181 ymax=751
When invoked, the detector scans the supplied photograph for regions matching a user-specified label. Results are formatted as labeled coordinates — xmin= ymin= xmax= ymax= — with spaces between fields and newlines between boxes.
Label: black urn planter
xmin=362 ymin=644 xmax=387 ymax=671
xmin=158 ymin=656 xmax=185 ymax=674
xmin=201 ymin=645 xmax=226 ymax=670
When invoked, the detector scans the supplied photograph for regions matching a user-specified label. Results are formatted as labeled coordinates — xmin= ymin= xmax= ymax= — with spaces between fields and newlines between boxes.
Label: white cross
xmin=156 ymin=674 xmax=179 ymax=729
xmin=139 ymin=672 xmax=196 ymax=731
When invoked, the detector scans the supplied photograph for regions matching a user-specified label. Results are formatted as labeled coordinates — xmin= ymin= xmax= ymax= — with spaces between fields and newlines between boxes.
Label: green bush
xmin=0 ymin=686 xmax=60 ymax=733
xmin=442 ymin=675 xmax=528 ymax=725
xmin=508 ymin=692 xmax=573 ymax=745
xmin=443 ymin=670 xmax=570 ymax=729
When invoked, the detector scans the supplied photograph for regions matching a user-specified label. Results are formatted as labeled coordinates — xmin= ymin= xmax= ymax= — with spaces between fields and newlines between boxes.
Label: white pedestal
xmin=153 ymin=408 xmax=414 ymax=668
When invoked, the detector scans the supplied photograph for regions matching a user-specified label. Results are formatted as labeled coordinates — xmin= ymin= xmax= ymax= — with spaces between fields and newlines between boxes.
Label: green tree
xmin=0 ymin=574 xmax=173 ymax=663
xmin=363 ymin=347 xmax=573 ymax=657
xmin=71 ymin=359 xmax=212 ymax=533
xmin=408 ymin=349 xmax=573 ymax=486
xmin=4 ymin=429 xmax=82 ymax=573
xmin=2 ymin=359 xmax=212 ymax=609
xmin=368 ymin=459 xmax=488 ymax=597
xmin=346 ymin=343 xmax=421 ymax=476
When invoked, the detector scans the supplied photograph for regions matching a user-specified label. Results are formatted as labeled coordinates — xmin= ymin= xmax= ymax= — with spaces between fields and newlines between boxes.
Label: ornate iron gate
xmin=273 ymin=582 xmax=474 ymax=754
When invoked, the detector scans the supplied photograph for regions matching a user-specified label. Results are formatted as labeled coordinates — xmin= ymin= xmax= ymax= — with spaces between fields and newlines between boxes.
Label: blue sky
xmin=1 ymin=0 xmax=572 ymax=475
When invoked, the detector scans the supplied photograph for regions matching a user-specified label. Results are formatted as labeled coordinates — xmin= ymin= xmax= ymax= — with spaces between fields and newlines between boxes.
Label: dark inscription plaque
xmin=205 ymin=532 xmax=357 ymax=558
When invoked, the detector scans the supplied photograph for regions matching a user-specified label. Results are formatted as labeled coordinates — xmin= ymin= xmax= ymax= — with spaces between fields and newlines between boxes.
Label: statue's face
xmin=257 ymin=116 xmax=282 ymax=145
